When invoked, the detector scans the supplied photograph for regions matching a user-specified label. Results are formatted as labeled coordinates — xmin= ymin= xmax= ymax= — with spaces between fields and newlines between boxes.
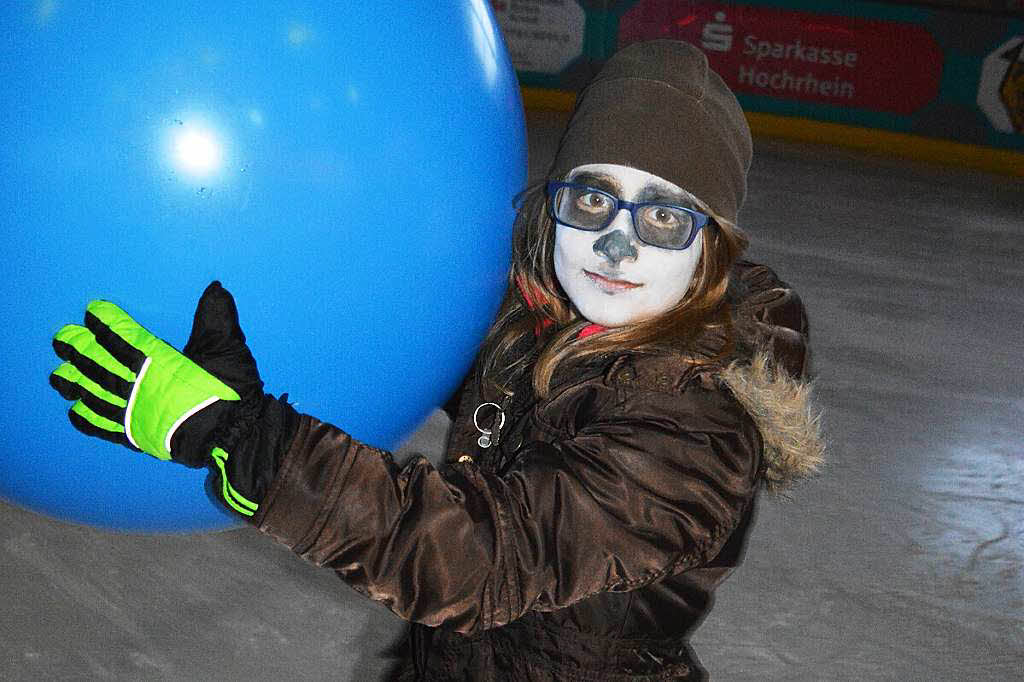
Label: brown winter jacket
xmin=252 ymin=260 xmax=824 ymax=680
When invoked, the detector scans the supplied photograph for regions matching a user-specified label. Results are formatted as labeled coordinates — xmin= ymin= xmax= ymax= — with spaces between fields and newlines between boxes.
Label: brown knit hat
xmin=549 ymin=40 xmax=753 ymax=225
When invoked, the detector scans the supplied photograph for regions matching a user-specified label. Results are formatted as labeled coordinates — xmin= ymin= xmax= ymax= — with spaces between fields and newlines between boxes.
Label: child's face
xmin=553 ymin=164 xmax=704 ymax=328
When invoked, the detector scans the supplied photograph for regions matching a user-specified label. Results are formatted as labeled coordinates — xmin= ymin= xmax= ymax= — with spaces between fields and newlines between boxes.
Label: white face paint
xmin=553 ymin=164 xmax=705 ymax=328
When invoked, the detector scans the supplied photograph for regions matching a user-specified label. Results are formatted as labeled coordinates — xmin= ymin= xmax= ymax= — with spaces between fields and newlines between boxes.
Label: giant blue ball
xmin=0 ymin=2 xmax=526 ymax=532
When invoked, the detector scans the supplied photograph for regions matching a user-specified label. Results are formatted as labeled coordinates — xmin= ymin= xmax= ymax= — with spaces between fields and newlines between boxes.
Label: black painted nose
xmin=593 ymin=229 xmax=638 ymax=266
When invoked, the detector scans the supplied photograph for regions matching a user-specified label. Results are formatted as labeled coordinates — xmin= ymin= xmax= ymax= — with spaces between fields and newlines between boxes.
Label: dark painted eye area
xmin=554 ymin=186 xmax=614 ymax=229
xmin=636 ymin=205 xmax=694 ymax=248
xmin=640 ymin=206 xmax=683 ymax=230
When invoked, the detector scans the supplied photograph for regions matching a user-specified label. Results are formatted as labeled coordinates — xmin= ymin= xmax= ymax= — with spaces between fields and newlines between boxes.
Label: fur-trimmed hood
xmin=720 ymin=260 xmax=825 ymax=494
xmin=721 ymin=351 xmax=824 ymax=495
xmin=595 ymin=345 xmax=825 ymax=496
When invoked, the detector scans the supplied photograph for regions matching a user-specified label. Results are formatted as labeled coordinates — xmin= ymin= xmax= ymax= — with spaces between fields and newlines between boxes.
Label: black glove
xmin=181 ymin=282 xmax=299 ymax=517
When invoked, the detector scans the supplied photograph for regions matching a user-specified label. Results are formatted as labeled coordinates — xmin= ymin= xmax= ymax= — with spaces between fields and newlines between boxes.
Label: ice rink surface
xmin=2 ymin=110 xmax=1022 ymax=680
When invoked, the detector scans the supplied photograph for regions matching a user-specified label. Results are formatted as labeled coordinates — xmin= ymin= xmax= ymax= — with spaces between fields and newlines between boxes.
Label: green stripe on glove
xmin=211 ymin=447 xmax=259 ymax=517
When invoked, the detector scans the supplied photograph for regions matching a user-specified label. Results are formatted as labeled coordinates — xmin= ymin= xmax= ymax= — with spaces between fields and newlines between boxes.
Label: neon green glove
xmin=50 ymin=299 xmax=241 ymax=464
xmin=50 ymin=283 xmax=297 ymax=518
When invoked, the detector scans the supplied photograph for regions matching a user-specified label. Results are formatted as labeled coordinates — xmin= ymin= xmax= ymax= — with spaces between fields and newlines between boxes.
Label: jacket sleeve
xmin=252 ymin=378 xmax=762 ymax=635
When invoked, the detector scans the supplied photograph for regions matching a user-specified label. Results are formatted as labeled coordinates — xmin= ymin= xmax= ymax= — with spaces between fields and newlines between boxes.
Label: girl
xmin=50 ymin=41 xmax=823 ymax=680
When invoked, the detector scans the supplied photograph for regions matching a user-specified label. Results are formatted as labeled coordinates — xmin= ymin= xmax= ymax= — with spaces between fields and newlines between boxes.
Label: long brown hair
xmin=477 ymin=183 xmax=748 ymax=399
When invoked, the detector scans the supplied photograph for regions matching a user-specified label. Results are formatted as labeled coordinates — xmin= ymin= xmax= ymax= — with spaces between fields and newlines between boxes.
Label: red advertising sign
xmin=619 ymin=1 xmax=944 ymax=115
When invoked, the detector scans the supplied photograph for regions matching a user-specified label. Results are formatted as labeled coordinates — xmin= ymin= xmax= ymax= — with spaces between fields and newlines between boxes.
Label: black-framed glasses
xmin=546 ymin=182 xmax=709 ymax=250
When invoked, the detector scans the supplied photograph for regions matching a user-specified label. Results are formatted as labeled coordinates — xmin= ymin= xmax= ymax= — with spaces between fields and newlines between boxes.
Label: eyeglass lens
xmin=552 ymin=185 xmax=695 ymax=249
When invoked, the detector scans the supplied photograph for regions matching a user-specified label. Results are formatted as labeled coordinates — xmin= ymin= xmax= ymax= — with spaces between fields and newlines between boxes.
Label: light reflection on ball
xmin=174 ymin=127 xmax=224 ymax=176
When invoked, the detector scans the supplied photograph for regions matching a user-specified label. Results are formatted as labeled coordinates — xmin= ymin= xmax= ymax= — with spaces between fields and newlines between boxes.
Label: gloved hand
xmin=50 ymin=282 xmax=295 ymax=517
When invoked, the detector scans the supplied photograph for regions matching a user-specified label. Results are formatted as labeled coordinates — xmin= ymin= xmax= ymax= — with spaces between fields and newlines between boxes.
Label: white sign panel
xmin=977 ymin=36 xmax=1024 ymax=134
xmin=492 ymin=0 xmax=586 ymax=75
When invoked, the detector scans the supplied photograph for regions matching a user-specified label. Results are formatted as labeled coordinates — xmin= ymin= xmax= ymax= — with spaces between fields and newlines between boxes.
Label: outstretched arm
xmin=255 ymin=380 xmax=761 ymax=635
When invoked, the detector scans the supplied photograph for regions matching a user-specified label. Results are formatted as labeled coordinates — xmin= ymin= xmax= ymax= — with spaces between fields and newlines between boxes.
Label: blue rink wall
xmin=493 ymin=0 xmax=1024 ymax=176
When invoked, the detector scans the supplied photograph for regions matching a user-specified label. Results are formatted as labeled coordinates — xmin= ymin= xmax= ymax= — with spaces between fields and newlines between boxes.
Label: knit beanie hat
xmin=548 ymin=40 xmax=753 ymax=225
